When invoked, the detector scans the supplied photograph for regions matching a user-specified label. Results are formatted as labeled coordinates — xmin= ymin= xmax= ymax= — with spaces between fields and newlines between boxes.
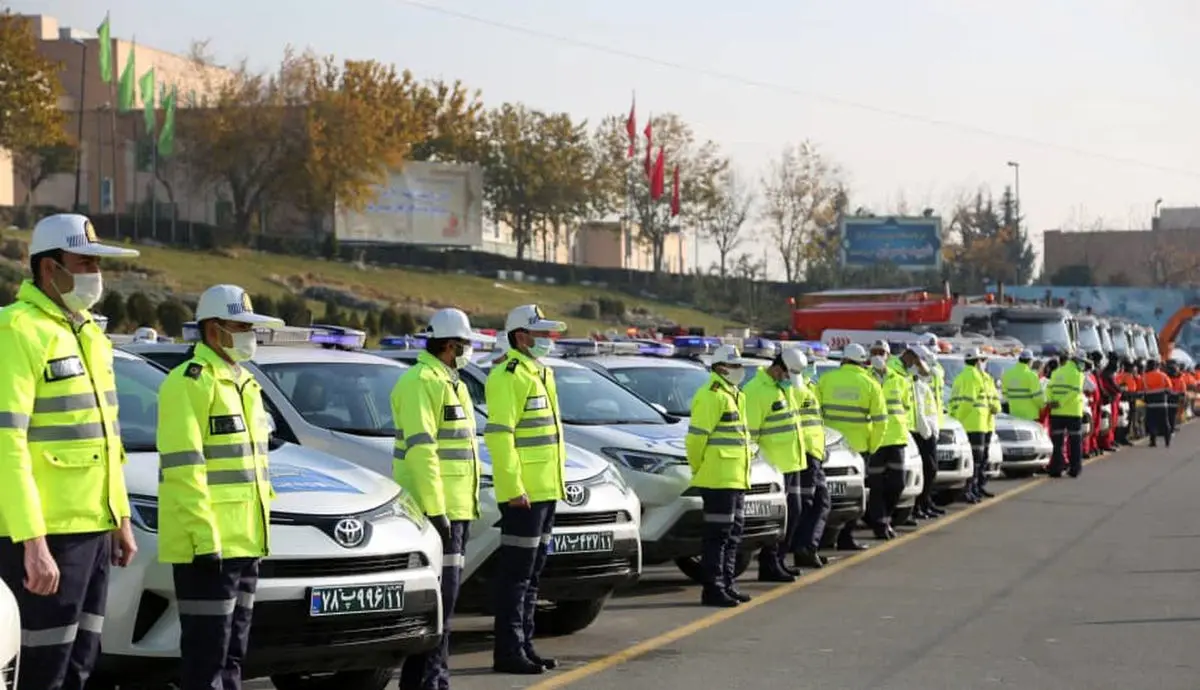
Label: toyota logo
xmin=332 ymin=518 xmax=366 ymax=548
xmin=563 ymin=483 xmax=588 ymax=507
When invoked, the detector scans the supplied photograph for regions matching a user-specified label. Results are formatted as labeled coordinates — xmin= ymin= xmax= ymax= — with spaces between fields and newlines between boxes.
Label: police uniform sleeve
xmin=866 ymin=380 xmax=886 ymax=453
xmin=157 ymin=366 xmax=222 ymax=557
xmin=484 ymin=363 xmax=527 ymax=502
xmin=0 ymin=324 xmax=48 ymax=541
xmin=685 ymin=384 xmax=720 ymax=472
xmin=396 ymin=370 xmax=447 ymax=517
xmin=949 ymin=374 xmax=970 ymax=420
xmin=744 ymin=379 xmax=769 ymax=444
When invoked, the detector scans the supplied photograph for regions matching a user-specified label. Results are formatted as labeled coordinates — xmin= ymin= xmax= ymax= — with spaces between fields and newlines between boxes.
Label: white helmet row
xmin=843 ymin=343 xmax=869 ymax=364
xmin=781 ymin=347 xmax=808 ymax=373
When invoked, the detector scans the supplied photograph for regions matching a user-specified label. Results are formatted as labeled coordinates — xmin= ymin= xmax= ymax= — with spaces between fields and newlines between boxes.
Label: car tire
xmin=535 ymin=596 xmax=610 ymax=636
xmin=674 ymin=551 xmax=751 ymax=584
xmin=272 ymin=668 xmax=395 ymax=690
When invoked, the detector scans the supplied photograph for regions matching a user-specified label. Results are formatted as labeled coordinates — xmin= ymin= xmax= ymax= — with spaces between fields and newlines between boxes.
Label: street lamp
xmin=71 ymin=38 xmax=87 ymax=211
xmin=1006 ymin=161 xmax=1020 ymax=233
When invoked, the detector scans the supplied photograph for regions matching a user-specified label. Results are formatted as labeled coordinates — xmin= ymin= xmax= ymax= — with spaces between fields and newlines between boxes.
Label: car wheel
xmin=272 ymin=668 xmax=395 ymax=690
xmin=674 ymin=551 xmax=751 ymax=584
xmin=535 ymin=596 xmax=610 ymax=636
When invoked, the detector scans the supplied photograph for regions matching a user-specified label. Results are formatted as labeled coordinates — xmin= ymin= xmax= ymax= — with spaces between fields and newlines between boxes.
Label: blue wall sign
xmin=840 ymin=216 xmax=943 ymax=271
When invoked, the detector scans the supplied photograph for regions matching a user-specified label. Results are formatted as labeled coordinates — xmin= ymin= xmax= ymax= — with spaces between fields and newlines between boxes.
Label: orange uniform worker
xmin=1141 ymin=362 xmax=1173 ymax=448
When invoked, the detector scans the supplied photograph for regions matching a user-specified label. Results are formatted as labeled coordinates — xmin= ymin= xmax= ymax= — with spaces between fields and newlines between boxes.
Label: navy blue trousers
xmin=493 ymin=501 xmax=555 ymax=663
xmin=173 ymin=557 xmax=259 ymax=690
xmin=793 ymin=454 xmax=831 ymax=552
xmin=700 ymin=489 xmax=745 ymax=591
xmin=401 ymin=521 xmax=470 ymax=690
xmin=758 ymin=471 xmax=800 ymax=573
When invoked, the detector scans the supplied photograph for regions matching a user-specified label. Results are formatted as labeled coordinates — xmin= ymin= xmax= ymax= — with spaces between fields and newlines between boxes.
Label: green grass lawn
xmin=0 ymin=227 xmax=740 ymax=335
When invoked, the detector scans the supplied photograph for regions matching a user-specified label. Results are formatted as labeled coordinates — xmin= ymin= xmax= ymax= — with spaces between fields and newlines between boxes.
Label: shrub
xmin=362 ymin=310 xmax=381 ymax=336
xmin=346 ymin=311 xmax=363 ymax=330
xmin=397 ymin=311 xmax=418 ymax=335
xmin=275 ymin=294 xmax=312 ymax=326
xmin=322 ymin=298 xmax=342 ymax=325
xmin=156 ymin=299 xmax=190 ymax=337
xmin=576 ymin=301 xmax=599 ymax=320
xmin=0 ymin=282 xmax=15 ymax=306
xmin=251 ymin=293 xmax=276 ymax=317
xmin=125 ymin=292 xmax=156 ymax=328
xmin=379 ymin=307 xmax=400 ymax=334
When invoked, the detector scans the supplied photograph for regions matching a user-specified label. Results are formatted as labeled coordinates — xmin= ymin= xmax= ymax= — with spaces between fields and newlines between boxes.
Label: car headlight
xmin=601 ymin=447 xmax=687 ymax=475
xmin=600 ymin=463 xmax=630 ymax=492
xmin=379 ymin=491 xmax=427 ymax=528
xmin=129 ymin=495 xmax=158 ymax=532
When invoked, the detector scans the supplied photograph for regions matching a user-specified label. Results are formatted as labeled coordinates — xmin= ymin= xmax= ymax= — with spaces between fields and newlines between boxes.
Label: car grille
xmin=554 ymin=510 xmax=633 ymax=527
xmin=249 ymin=595 xmax=437 ymax=649
xmin=825 ymin=465 xmax=855 ymax=477
xmin=996 ymin=428 xmax=1033 ymax=442
xmin=937 ymin=458 xmax=960 ymax=471
xmin=542 ymin=552 xmax=637 ymax=580
xmin=259 ymin=553 xmax=428 ymax=579
xmin=938 ymin=429 xmax=957 ymax=445
xmin=747 ymin=483 xmax=778 ymax=495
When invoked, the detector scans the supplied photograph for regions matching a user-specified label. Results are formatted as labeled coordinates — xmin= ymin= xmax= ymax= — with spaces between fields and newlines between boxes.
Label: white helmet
xmin=843 ymin=343 xmax=869 ymax=364
xmin=781 ymin=347 xmax=809 ymax=373
xmin=920 ymin=333 xmax=938 ymax=348
xmin=711 ymin=345 xmax=746 ymax=368
xmin=963 ymin=347 xmax=982 ymax=360
xmin=870 ymin=339 xmax=891 ymax=355
xmin=428 ymin=308 xmax=473 ymax=340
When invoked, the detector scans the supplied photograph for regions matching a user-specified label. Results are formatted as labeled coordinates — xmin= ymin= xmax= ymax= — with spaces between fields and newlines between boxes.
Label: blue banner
xmin=840 ymin=216 xmax=942 ymax=271
xmin=1000 ymin=285 xmax=1200 ymax=358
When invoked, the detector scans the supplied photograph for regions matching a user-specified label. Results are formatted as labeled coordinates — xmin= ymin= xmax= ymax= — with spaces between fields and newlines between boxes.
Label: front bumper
xmin=641 ymin=488 xmax=786 ymax=564
xmin=933 ymin=444 xmax=973 ymax=487
xmin=1001 ymin=443 xmax=1053 ymax=472
xmin=824 ymin=465 xmax=866 ymax=524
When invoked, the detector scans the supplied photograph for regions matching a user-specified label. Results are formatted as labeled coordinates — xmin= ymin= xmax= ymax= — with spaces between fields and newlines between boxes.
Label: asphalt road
xmin=437 ymin=422 xmax=1200 ymax=690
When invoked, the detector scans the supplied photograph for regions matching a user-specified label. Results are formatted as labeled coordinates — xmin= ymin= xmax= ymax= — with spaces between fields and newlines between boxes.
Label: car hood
xmin=565 ymin=420 xmax=692 ymax=457
xmin=125 ymin=443 xmax=401 ymax=516
xmin=349 ymin=434 xmax=610 ymax=482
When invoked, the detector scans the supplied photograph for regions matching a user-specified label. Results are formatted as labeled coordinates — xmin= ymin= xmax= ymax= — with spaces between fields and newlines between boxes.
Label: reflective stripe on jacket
xmin=949 ymin=366 xmax=990 ymax=432
xmin=0 ymin=280 xmax=129 ymax=541
xmin=1002 ymin=362 xmax=1046 ymax=421
xmin=392 ymin=351 xmax=481 ymax=520
xmin=817 ymin=364 xmax=885 ymax=454
xmin=483 ymin=350 xmax=566 ymax=503
xmin=156 ymin=343 xmax=273 ymax=563
xmin=796 ymin=381 xmax=826 ymax=461
xmin=743 ymin=369 xmax=806 ymax=474
xmin=685 ymin=373 xmax=752 ymax=489
xmin=876 ymin=361 xmax=912 ymax=447
xmin=1047 ymin=362 xmax=1086 ymax=418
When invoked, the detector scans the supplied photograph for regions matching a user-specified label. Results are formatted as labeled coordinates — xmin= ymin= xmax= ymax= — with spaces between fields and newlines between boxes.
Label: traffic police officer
xmin=686 ymin=345 xmax=753 ymax=606
xmin=0 ymin=214 xmax=140 ymax=690
xmin=1002 ymin=351 xmax=1046 ymax=422
xmin=744 ymin=350 xmax=806 ymax=582
xmin=790 ymin=350 xmax=832 ymax=568
xmin=393 ymin=308 xmax=482 ymax=690
xmin=950 ymin=349 xmax=992 ymax=503
xmin=157 ymin=284 xmax=282 ymax=690
xmin=817 ymin=344 xmax=885 ymax=550
xmin=1047 ymin=352 xmax=1087 ymax=476
xmin=484 ymin=305 xmax=567 ymax=675
xmin=868 ymin=341 xmax=915 ymax=536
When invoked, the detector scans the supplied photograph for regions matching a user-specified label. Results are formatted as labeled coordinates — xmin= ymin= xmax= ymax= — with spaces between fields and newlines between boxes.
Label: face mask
xmin=55 ymin=266 xmax=104 ymax=313
xmin=722 ymin=368 xmax=745 ymax=386
xmin=454 ymin=344 xmax=474 ymax=369
xmin=779 ymin=376 xmax=793 ymax=389
xmin=529 ymin=337 xmax=554 ymax=359
xmin=907 ymin=365 xmax=920 ymax=376
xmin=790 ymin=374 xmax=807 ymax=389
xmin=804 ymin=365 xmax=816 ymax=380
xmin=223 ymin=328 xmax=257 ymax=362
xmin=870 ymin=355 xmax=887 ymax=371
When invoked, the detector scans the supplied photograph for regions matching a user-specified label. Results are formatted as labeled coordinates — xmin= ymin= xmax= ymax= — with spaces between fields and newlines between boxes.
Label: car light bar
xmin=671 ymin=335 xmax=723 ymax=356
xmin=180 ymin=322 xmax=358 ymax=348
xmin=308 ymin=324 xmax=368 ymax=351
xmin=378 ymin=331 xmax=497 ymax=351
xmin=741 ymin=336 xmax=779 ymax=359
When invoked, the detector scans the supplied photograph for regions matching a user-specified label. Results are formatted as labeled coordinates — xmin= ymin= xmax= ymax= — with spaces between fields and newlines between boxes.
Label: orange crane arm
xmin=1159 ymin=305 xmax=1200 ymax=357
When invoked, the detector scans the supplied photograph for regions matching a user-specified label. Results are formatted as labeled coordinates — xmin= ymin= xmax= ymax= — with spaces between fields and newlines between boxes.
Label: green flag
xmin=117 ymin=42 xmax=136 ymax=111
xmin=158 ymin=86 xmax=177 ymax=157
xmin=96 ymin=14 xmax=112 ymax=83
xmin=139 ymin=68 xmax=156 ymax=133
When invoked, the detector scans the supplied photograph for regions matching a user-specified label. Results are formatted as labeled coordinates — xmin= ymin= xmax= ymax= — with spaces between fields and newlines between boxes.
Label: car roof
xmin=122 ymin=342 xmax=405 ymax=367
xmin=583 ymin=355 xmax=703 ymax=370
xmin=478 ymin=355 xmax=587 ymax=371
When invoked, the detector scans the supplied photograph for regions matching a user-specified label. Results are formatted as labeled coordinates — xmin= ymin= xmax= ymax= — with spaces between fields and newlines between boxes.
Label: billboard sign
xmin=840 ymin=216 xmax=942 ymax=271
xmin=334 ymin=161 xmax=484 ymax=247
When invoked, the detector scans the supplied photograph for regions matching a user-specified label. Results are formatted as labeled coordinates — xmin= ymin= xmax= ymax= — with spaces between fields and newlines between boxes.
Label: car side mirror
xmin=650 ymin=403 xmax=668 ymax=415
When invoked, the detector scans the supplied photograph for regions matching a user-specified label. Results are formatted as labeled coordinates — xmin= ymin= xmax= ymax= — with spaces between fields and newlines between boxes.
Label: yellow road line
xmin=528 ymin=446 xmax=1126 ymax=689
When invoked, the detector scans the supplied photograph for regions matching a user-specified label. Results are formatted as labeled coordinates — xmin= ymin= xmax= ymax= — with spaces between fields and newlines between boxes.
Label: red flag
xmin=643 ymin=117 xmax=653 ymax=177
xmin=625 ymin=94 xmax=636 ymax=158
xmin=650 ymin=147 xmax=666 ymax=200
xmin=670 ymin=165 xmax=681 ymax=217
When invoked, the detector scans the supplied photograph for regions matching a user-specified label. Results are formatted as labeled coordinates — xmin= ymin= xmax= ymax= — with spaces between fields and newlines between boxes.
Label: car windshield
xmin=551 ymin=365 xmax=666 ymax=424
xmin=938 ymin=357 xmax=966 ymax=384
xmin=258 ymin=361 xmax=408 ymax=436
xmin=606 ymin=366 xmax=712 ymax=416
xmin=1078 ymin=324 xmax=1102 ymax=352
xmin=113 ymin=356 xmax=166 ymax=453
xmin=1111 ymin=327 xmax=1130 ymax=354
xmin=996 ymin=319 xmax=1072 ymax=351
xmin=1099 ymin=327 xmax=1114 ymax=352
xmin=1132 ymin=333 xmax=1149 ymax=358
xmin=985 ymin=358 xmax=1017 ymax=383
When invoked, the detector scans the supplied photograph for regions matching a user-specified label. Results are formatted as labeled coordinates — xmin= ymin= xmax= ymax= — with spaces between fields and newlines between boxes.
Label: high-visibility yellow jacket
xmin=0 ymin=280 xmax=129 ymax=542
xmin=1002 ymin=362 xmax=1045 ymax=421
xmin=795 ymin=380 xmax=826 ymax=461
xmin=743 ymin=369 xmax=806 ymax=474
xmin=949 ymin=365 xmax=992 ymax=432
xmin=817 ymin=364 xmax=886 ymax=454
xmin=875 ymin=361 xmax=913 ymax=447
xmin=391 ymin=351 xmax=481 ymax=520
xmin=931 ymin=360 xmax=946 ymax=424
xmin=156 ymin=343 xmax=273 ymax=563
xmin=685 ymin=373 xmax=752 ymax=489
xmin=1047 ymin=361 xmax=1086 ymax=418
xmin=483 ymin=350 xmax=566 ymax=503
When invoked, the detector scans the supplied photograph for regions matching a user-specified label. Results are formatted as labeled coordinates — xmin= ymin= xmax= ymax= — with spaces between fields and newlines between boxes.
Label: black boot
xmin=493 ymin=656 xmax=546 ymax=675
xmin=726 ymin=587 xmax=752 ymax=603
xmin=527 ymin=650 xmax=558 ymax=670
xmin=793 ymin=549 xmax=825 ymax=569
xmin=701 ymin=587 xmax=739 ymax=607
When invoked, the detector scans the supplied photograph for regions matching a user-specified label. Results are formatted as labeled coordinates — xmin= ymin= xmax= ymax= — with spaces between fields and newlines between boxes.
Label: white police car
xmin=97 ymin=349 xmax=444 ymax=690
xmin=994 ymin=414 xmax=1053 ymax=477
xmin=375 ymin=338 xmax=788 ymax=585
xmin=936 ymin=354 xmax=1006 ymax=479
xmin=123 ymin=327 xmax=640 ymax=636
xmin=569 ymin=348 xmax=867 ymax=547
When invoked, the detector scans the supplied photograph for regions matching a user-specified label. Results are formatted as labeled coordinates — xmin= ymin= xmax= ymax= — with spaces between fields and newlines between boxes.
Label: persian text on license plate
xmin=827 ymin=481 xmax=847 ymax=497
xmin=309 ymin=583 xmax=405 ymax=617
xmin=550 ymin=532 xmax=614 ymax=554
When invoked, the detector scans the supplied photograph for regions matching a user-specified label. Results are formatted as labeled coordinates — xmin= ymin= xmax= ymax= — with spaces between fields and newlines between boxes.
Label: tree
xmin=0 ymin=12 xmax=65 ymax=155
xmin=408 ymin=79 xmax=486 ymax=162
xmin=1000 ymin=186 xmax=1036 ymax=284
xmin=593 ymin=113 xmax=726 ymax=274
xmin=156 ymin=298 xmax=190 ymax=336
xmin=699 ymin=169 xmax=753 ymax=278
xmin=12 ymin=142 xmax=75 ymax=218
xmin=944 ymin=187 xmax=1036 ymax=290
xmin=532 ymin=112 xmax=596 ymax=261
xmin=761 ymin=142 xmax=842 ymax=282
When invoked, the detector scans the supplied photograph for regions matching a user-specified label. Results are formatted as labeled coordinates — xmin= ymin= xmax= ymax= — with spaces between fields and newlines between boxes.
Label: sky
xmin=16 ymin=0 xmax=1200 ymax=279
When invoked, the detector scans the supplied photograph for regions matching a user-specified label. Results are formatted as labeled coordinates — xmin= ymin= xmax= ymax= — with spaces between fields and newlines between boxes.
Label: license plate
xmin=744 ymin=500 xmax=777 ymax=518
xmin=308 ymin=583 xmax=405 ymax=617
xmin=937 ymin=450 xmax=955 ymax=462
xmin=550 ymin=532 xmax=613 ymax=555
xmin=827 ymin=481 xmax=847 ymax=497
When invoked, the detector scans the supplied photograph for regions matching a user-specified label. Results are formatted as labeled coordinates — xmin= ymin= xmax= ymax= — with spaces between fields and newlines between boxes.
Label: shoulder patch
xmin=505 ymin=359 xmax=520 ymax=374
xmin=183 ymin=362 xmax=204 ymax=380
